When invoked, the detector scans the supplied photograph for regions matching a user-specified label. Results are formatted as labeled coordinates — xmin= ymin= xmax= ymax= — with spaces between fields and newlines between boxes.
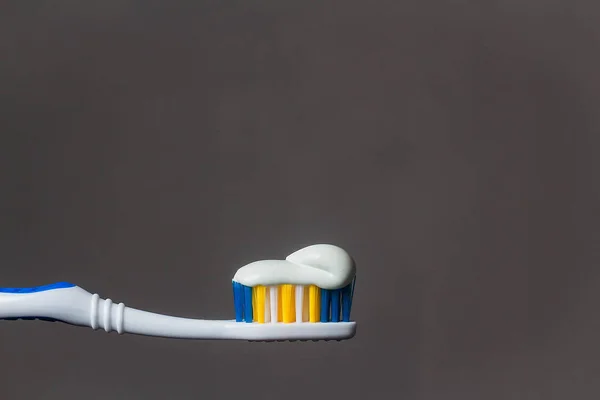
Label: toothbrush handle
xmin=0 ymin=283 xmax=127 ymax=333
xmin=0 ymin=282 xmax=233 ymax=338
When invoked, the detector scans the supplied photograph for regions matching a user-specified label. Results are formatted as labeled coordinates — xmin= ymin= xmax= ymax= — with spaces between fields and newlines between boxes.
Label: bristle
xmin=281 ymin=284 xmax=295 ymax=323
xmin=264 ymin=288 xmax=271 ymax=323
xmin=331 ymin=289 xmax=341 ymax=322
xmin=303 ymin=286 xmax=309 ymax=322
xmin=234 ymin=276 xmax=355 ymax=324
xmin=350 ymin=276 xmax=356 ymax=308
xmin=252 ymin=286 xmax=257 ymax=321
xmin=295 ymin=285 xmax=304 ymax=323
xmin=277 ymin=286 xmax=283 ymax=322
xmin=341 ymin=281 xmax=353 ymax=322
xmin=320 ymin=289 xmax=331 ymax=322
xmin=254 ymin=285 xmax=266 ymax=323
xmin=308 ymin=285 xmax=320 ymax=322
xmin=269 ymin=286 xmax=278 ymax=323
xmin=243 ymin=285 xmax=253 ymax=323
xmin=232 ymin=281 xmax=245 ymax=322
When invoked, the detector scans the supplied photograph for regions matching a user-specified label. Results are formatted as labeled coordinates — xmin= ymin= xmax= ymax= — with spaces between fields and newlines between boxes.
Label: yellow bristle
xmin=277 ymin=286 xmax=283 ymax=322
xmin=303 ymin=285 xmax=309 ymax=322
xmin=281 ymin=284 xmax=296 ymax=323
xmin=309 ymin=285 xmax=320 ymax=322
xmin=254 ymin=285 xmax=266 ymax=323
xmin=289 ymin=288 xmax=297 ymax=321
xmin=264 ymin=288 xmax=271 ymax=323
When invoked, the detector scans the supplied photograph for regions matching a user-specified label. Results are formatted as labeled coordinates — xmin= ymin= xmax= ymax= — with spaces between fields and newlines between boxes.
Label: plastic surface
xmin=0 ymin=284 xmax=355 ymax=340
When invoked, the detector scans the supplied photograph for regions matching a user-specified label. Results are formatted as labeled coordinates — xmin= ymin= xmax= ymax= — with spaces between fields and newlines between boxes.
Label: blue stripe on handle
xmin=0 ymin=316 xmax=60 ymax=322
xmin=0 ymin=282 xmax=75 ymax=293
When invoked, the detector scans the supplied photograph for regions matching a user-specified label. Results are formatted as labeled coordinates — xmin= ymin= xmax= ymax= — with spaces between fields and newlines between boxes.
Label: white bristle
xmin=295 ymin=285 xmax=304 ymax=323
xmin=269 ymin=286 xmax=278 ymax=323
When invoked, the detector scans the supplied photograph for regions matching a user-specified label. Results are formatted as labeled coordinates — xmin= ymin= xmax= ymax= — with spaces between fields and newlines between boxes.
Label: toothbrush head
xmin=231 ymin=244 xmax=356 ymax=339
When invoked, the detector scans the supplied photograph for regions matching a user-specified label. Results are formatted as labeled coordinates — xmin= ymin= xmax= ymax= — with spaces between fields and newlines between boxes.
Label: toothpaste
xmin=232 ymin=244 xmax=356 ymax=290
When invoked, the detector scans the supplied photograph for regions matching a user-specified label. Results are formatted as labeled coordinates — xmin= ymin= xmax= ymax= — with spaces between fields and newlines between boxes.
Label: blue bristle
xmin=233 ymin=281 xmax=244 ymax=322
xmin=342 ymin=281 xmax=353 ymax=322
xmin=350 ymin=276 xmax=356 ymax=309
xmin=243 ymin=285 xmax=253 ymax=323
xmin=321 ymin=289 xmax=331 ymax=322
xmin=232 ymin=282 xmax=237 ymax=319
xmin=331 ymin=289 xmax=341 ymax=322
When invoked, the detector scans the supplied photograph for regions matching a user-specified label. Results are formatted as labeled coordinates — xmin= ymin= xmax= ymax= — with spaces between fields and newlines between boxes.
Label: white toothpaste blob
xmin=232 ymin=244 xmax=356 ymax=290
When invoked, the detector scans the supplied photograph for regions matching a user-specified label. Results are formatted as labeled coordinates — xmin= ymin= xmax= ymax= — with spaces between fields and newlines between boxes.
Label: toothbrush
xmin=0 ymin=244 xmax=357 ymax=341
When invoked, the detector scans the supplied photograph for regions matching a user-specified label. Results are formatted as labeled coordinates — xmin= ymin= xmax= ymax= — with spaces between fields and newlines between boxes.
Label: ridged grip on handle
xmin=0 ymin=285 xmax=126 ymax=333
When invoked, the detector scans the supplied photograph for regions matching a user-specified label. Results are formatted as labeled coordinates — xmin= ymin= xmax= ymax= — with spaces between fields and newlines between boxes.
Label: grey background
xmin=1 ymin=1 xmax=599 ymax=399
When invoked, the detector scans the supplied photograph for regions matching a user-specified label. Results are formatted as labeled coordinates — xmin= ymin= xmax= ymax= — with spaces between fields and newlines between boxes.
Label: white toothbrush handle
xmin=0 ymin=283 xmax=229 ymax=338
xmin=0 ymin=283 xmax=356 ymax=341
